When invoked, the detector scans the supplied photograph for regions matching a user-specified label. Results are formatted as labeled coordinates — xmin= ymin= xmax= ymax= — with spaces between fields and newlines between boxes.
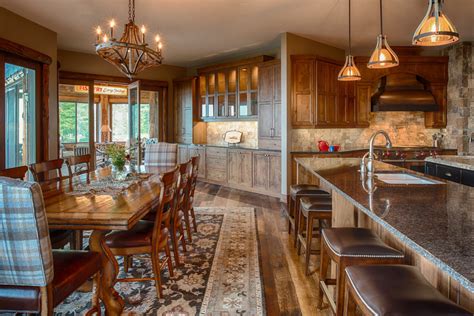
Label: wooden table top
xmin=44 ymin=166 xmax=172 ymax=231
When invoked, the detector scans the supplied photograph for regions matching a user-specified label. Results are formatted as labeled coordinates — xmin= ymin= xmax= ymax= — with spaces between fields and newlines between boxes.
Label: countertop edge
xmin=295 ymin=158 xmax=474 ymax=293
xmin=425 ymin=156 xmax=474 ymax=171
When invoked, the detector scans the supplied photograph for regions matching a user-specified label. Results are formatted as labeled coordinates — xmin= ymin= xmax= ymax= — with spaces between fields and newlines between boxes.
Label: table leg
xmin=89 ymin=230 xmax=124 ymax=315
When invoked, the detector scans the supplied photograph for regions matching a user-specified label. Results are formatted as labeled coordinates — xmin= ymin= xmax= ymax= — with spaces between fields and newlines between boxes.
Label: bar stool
xmin=318 ymin=228 xmax=404 ymax=315
xmin=297 ymin=196 xmax=332 ymax=275
xmin=344 ymin=265 xmax=471 ymax=316
xmin=289 ymin=184 xmax=330 ymax=247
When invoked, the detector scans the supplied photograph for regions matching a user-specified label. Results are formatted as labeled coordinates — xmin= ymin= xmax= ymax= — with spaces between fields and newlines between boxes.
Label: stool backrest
xmin=144 ymin=142 xmax=177 ymax=167
xmin=0 ymin=166 xmax=29 ymax=180
xmin=0 ymin=177 xmax=53 ymax=287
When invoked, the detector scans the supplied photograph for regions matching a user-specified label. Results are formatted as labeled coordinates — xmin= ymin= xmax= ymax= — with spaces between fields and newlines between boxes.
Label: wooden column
xmin=100 ymin=95 xmax=110 ymax=142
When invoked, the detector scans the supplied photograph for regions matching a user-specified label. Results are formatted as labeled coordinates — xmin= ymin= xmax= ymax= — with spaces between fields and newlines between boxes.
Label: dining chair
xmin=105 ymin=166 xmax=179 ymax=299
xmin=65 ymin=154 xmax=92 ymax=250
xmin=144 ymin=142 xmax=178 ymax=167
xmin=186 ymin=155 xmax=200 ymax=234
xmin=0 ymin=166 xmax=29 ymax=180
xmin=29 ymin=159 xmax=76 ymax=250
xmin=0 ymin=177 xmax=102 ymax=315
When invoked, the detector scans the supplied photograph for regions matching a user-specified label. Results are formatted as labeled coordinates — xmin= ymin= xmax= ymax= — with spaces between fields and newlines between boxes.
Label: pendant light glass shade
xmin=413 ymin=0 xmax=459 ymax=46
xmin=368 ymin=35 xmax=399 ymax=68
xmin=338 ymin=0 xmax=361 ymax=81
xmin=338 ymin=55 xmax=361 ymax=81
xmin=368 ymin=0 xmax=399 ymax=69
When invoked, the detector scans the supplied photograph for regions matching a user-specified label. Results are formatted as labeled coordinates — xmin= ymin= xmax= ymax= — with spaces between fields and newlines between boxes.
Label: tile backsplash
xmin=291 ymin=112 xmax=442 ymax=151
xmin=206 ymin=121 xmax=258 ymax=148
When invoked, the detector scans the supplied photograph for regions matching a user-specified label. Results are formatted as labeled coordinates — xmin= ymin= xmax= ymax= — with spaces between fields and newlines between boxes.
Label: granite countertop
xmin=291 ymin=147 xmax=456 ymax=155
xmin=295 ymin=157 xmax=473 ymax=292
xmin=426 ymin=155 xmax=474 ymax=171
xmin=182 ymin=143 xmax=281 ymax=152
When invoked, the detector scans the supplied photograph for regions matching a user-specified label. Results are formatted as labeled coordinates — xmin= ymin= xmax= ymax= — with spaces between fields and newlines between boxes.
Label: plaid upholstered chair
xmin=144 ymin=142 xmax=178 ymax=167
xmin=0 ymin=177 xmax=102 ymax=315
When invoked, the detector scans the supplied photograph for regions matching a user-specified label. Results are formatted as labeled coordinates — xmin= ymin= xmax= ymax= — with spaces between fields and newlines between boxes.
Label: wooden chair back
xmin=153 ymin=166 xmax=180 ymax=243
xmin=29 ymin=159 xmax=67 ymax=193
xmin=189 ymin=156 xmax=200 ymax=196
xmin=0 ymin=166 xmax=28 ymax=180
xmin=177 ymin=160 xmax=193 ymax=214
xmin=66 ymin=154 xmax=91 ymax=181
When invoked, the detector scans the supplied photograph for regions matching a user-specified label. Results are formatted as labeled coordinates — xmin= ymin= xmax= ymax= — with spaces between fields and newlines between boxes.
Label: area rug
xmin=54 ymin=207 xmax=264 ymax=316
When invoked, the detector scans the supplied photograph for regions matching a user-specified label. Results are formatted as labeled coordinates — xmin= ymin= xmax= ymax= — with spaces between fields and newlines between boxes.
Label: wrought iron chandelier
xmin=95 ymin=0 xmax=163 ymax=79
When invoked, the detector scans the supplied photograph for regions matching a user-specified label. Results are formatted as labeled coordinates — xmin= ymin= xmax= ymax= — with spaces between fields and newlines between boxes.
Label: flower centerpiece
xmin=106 ymin=144 xmax=127 ymax=172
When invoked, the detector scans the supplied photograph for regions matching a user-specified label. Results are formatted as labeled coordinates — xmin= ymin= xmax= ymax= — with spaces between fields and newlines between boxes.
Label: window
xmin=140 ymin=103 xmax=150 ymax=139
xmin=111 ymin=103 xmax=129 ymax=142
xmin=59 ymin=102 xmax=90 ymax=144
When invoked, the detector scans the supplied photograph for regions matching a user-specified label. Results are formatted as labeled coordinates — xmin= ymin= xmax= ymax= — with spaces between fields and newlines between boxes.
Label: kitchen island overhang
xmin=294 ymin=157 xmax=473 ymax=310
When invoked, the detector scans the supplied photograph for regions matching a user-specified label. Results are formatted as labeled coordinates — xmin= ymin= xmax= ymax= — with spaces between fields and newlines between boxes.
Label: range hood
xmin=371 ymin=73 xmax=439 ymax=112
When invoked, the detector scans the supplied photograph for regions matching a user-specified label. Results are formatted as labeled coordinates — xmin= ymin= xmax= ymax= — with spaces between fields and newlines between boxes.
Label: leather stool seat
xmin=290 ymin=184 xmax=329 ymax=197
xmin=300 ymin=196 xmax=332 ymax=211
xmin=0 ymin=250 xmax=101 ymax=313
xmin=106 ymin=220 xmax=169 ymax=248
xmin=322 ymin=228 xmax=404 ymax=258
xmin=345 ymin=265 xmax=471 ymax=315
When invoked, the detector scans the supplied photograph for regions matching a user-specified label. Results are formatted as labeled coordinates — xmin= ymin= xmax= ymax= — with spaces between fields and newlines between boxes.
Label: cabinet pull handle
xmin=445 ymin=172 xmax=452 ymax=177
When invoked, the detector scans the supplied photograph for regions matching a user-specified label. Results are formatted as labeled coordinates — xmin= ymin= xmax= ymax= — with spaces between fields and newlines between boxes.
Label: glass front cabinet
xmin=198 ymin=63 xmax=260 ymax=120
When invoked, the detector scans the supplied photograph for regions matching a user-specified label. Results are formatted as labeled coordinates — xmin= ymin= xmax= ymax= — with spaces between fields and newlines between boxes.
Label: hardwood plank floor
xmin=194 ymin=182 xmax=331 ymax=316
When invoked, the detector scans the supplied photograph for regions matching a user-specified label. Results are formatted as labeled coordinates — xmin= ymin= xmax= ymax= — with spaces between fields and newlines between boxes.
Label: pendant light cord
xmin=348 ymin=0 xmax=352 ymax=55
xmin=380 ymin=0 xmax=384 ymax=35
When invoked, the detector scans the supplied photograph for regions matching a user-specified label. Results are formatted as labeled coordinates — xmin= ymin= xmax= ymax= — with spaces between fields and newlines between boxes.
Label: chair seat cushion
xmin=51 ymin=250 xmax=101 ymax=306
xmin=322 ymin=228 xmax=403 ymax=258
xmin=105 ymin=220 xmax=168 ymax=249
xmin=345 ymin=265 xmax=472 ymax=316
xmin=300 ymin=196 xmax=332 ymax=212
xmin=290 ymin=184 xmax=329 ymax=197
xmin=0 ymin=285 xmax=41 ymax=313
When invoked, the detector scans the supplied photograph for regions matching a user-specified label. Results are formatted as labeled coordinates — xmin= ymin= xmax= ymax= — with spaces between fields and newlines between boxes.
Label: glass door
xmin=128 ymin=81 xmax=141 ymax=165
xmin=4 ymin=61 xmax=38 ymax=168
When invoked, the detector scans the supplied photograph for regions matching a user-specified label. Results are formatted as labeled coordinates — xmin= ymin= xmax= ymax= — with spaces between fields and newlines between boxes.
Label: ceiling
xmin=1 ymin=0 xmax=473 ymax=67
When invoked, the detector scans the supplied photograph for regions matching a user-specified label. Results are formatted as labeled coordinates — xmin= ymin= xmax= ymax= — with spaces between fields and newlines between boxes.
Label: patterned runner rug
xmin=54 ymin=207 xmax=264 ymax=316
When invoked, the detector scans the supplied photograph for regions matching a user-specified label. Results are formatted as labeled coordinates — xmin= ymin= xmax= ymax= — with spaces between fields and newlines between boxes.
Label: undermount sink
xmin=374 ymin=173 xmax=443 ymax=185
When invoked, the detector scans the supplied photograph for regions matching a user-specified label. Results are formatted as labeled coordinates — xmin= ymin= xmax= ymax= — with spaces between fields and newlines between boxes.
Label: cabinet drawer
xmin=436 ymin=165 xmax=461 ymax=183
xmin=206 ymin=147 xmax=227 ymax=158
xmin=207 ymin=168 xmax=227 ymax=182
xmin=461 ymin=169 xmax=474 ymax=187
xmin=206 ymin=157 xmax=227 ymax=170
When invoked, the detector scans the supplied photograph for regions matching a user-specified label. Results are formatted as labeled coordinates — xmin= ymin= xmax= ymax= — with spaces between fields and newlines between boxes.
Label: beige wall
xmin=206 ymin=121 xmax=258 ymax=148
xmin=0 ymin=7 xmax=58 ymax=160
xmin=58 ymin=50 xmax=187 ymax=140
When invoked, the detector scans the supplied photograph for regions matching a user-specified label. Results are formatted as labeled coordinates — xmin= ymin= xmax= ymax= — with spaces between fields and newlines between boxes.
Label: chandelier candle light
xmin=412 ymin=0 xmax=459 ymax=46
xmin=338 ymin=0 xmax=361 ymax=81
xmin=367 ymin=0 xmax=399 ymax=69
xmin=95 ymin=0 xmax=163 ymax=79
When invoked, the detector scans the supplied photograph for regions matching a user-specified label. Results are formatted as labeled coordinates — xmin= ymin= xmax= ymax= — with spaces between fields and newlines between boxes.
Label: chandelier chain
xmin=348 ymin=0 xmax=352 ymax=55
xmin=380 ymin=0 xmax=383 ymax=35
xmin=128 ymin=0 xmax=135 ymax=22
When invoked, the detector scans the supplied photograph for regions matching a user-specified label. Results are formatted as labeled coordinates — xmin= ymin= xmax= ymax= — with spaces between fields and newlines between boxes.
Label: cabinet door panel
xmin=258 ymin=102 xmax=273 ymax=138
xmin=240 ymin=151 xmax=253 ymax=187
xmin=258 ymin=65 xmax=273 ymax=103
xmin=316 ymin=61 xmax=338 ymax=125
xmin=274 ymin=102 xmax=281 ymax=138
xmin=356 ymin=84 xmax=371 ymax=127
xmin=227 ymin=150 xmax=241 ymax=185
xmin=268 ymin=154 xmax=281 ymax=193
xmin=274 ymin=65 xmax=281 ymax=102
xmin=253 ymin=153 xmax=269 ymax=190
xmin=292 ymin=58 xmax=315 ymax=127
xmin=177 ymin=145 xmax=188 ymax=164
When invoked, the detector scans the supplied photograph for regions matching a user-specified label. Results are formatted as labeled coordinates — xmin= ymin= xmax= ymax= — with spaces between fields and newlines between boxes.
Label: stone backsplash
xmin=291 ymin=112 xmax=441 ymax=151
xmin=206 ymin=121 xmax=258 ymax=148
xmin=443 ymin=42 xmax=473 ymax=155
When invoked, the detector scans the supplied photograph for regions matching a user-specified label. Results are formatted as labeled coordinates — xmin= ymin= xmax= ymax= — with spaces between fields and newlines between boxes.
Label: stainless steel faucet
xmin=362 ymin=130 xmax=393 ymax=176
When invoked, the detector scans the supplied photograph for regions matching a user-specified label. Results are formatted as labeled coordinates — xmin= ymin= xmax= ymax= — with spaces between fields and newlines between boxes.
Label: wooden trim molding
xmin=59 ymin=71 xmax=168 ymax=88
xmin=0 ymin=37 xmax=52 ymax=65
xmin=197 ymin=55 xmax=274 ymax=74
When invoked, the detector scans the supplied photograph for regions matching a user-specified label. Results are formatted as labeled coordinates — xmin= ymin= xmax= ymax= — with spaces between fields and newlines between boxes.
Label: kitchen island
xmin=295 ymin=157 xmax=473 ymax=311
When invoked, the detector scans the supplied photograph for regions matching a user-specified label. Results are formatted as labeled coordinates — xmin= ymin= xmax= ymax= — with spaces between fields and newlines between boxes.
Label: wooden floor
xmin=194 ymin=182 xmax=331 ymax=316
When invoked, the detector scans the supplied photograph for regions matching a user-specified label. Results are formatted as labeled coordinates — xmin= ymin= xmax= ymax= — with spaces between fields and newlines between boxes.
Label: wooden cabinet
xmin=197 ymin=55 xmax=273 ymax=121
xmin=425 ymin=162 xmax=474 ymax=187
xmin=227 ymin=149 xmax=253 ymax=187
xmin=252 ymin=151 xmax=281 ymax=195
xmin=177 ymin=144 xmax=189 ymax=164
xmin=258 ymin=60 xmax=281 ymax=149
xmin=188 ymin=145 xmax=206 ymax=178
xmin=291 ymin=55 xmax=364 ymax=128
xmin=174 ymin=78 xmax=197 ymax=144
xmin=205 ymin=147 xmax=227 ymax=183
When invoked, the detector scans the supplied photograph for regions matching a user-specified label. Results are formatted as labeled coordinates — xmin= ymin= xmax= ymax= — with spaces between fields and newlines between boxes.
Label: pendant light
xmin=367 ymin=0 xmax=399 ymax=69
xmin=338 ymin=0 xmax=361 ymax=81
xmin=413 ymin=0 xmax=459 ymax=46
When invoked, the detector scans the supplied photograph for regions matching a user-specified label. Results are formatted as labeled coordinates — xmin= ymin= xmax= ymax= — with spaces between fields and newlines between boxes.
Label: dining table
xmin=43 ymin=165 xmax=173 ymax=315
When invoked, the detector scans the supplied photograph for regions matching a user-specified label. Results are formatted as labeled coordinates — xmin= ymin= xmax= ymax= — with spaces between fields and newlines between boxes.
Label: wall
xmin=443 ymin=42 xmax=474 ymax=155
xmin=206 ymin=121 xmax=258 ymax=148
xmin=0 ymin=7 xmax=58 ymax=160
xmin=281 ymin=32 xmax=346 ymax=195
xmin=58 ymin=50 xmax=187 ymax=140
xmin=292 ymin=112 xmax=441 ymax=151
